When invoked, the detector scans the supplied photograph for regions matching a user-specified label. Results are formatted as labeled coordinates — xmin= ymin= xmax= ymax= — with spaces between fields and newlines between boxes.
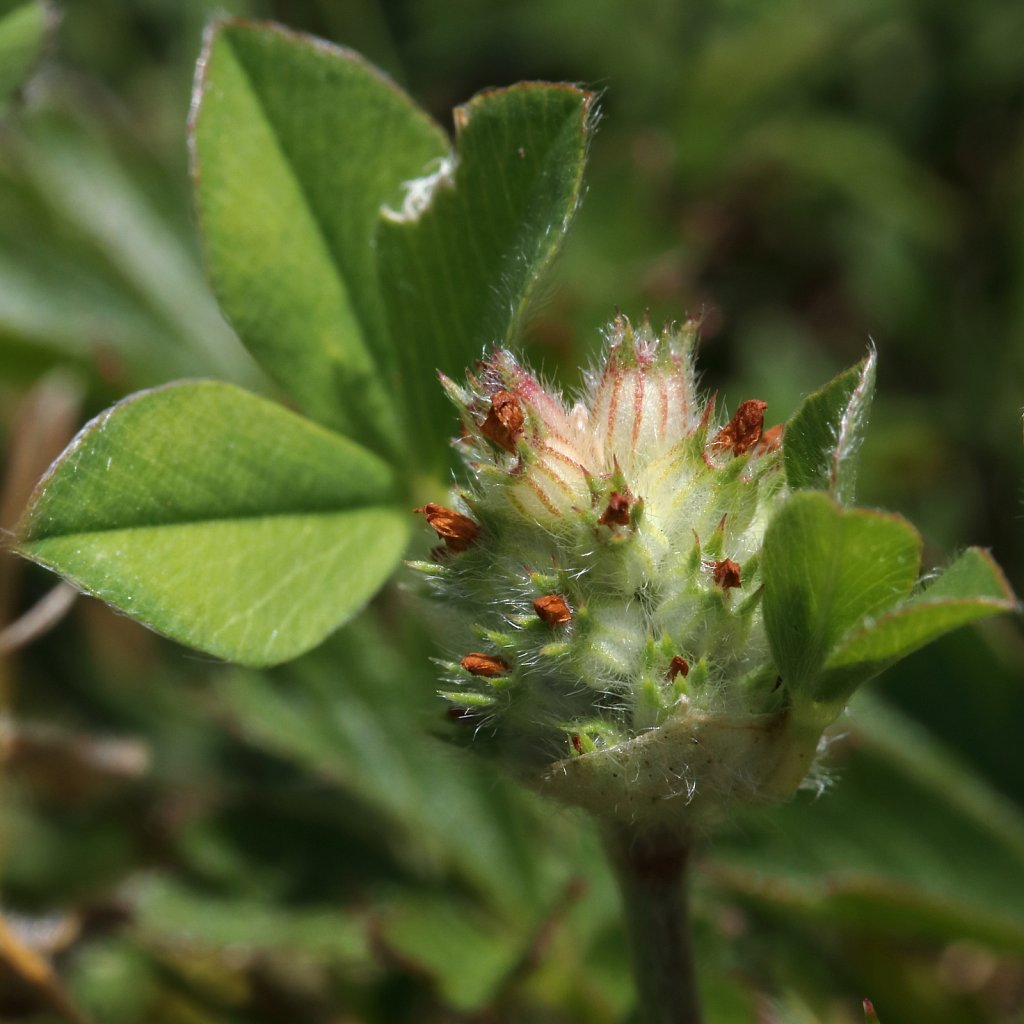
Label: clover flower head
xmin=411 ymin=316 xmax=811 ymax=832
xmin=411 ymin=316 xmax=1015 ymax=835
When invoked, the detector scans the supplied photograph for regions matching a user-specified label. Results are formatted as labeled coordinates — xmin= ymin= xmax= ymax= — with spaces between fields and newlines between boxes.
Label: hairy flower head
xmin=410 ymin=316 xmax=1016 ymax=835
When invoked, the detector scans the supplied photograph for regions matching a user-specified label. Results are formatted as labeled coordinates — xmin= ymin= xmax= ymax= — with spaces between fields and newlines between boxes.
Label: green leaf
xmin=762 ymin=491 xmax=921 ymax=714
xmin=132 ymin=875 xmax=371 ymax=965
xmin=18 ymin=381 xmax=407 ymax=665
xmin=0 ymin=1 xmax=51 ymax=106
xmin=815 ymin=548 xmax=1017 ymax=703
xmin=784 ymin=349 xmax=876 ymax=503
xmin=380 ymin=894 xmax=523 ymax=1011
xmin=376 ymin=82 xmax=595 ymax=475
xmin=191 ymin=19 xmax=448 ymax=457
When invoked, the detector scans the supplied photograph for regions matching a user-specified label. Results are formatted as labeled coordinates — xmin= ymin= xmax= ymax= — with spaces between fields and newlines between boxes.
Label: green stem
xmin=603 ymin=825 xmax=703 ymax=1024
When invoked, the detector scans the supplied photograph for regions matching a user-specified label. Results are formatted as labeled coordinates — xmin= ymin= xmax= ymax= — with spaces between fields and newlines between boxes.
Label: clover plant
xmin=12 ymin=19 xmax=1017 ymax=1024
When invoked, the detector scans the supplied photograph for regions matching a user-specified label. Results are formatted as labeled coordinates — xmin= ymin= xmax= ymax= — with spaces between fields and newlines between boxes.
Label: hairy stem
xmin=604 ymin=825 xmax=703 ymax=1024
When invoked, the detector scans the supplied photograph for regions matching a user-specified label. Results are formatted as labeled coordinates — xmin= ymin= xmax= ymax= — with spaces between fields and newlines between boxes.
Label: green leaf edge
xmin=762 ymin=488 xmax=923 ymax=706
xmin=450 ymin=79 xmax=597 ymax=332
xmin=783 ymin=347 xmax=876 ymax=502
xmin=813 ymin=547 xmax=1019 ymax=701
xmin=188 ymin=16 xmax=449 ymax=460
xmin=375 ymin=78 xmax=597 ymax=476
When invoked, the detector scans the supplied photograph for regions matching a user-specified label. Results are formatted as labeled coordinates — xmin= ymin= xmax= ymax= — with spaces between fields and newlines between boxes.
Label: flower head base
xmin=411 ymin=316 xmax=1017 ymax=835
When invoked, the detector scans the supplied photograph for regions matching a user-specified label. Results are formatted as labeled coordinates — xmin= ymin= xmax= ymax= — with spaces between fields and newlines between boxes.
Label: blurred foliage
xmin=1 ymin=1 xmax=1023 ymax=1022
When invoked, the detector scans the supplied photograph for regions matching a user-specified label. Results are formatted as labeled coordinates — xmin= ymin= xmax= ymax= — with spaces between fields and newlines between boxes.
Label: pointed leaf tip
xmin=784 ymin=349 xmax=876 ymax=503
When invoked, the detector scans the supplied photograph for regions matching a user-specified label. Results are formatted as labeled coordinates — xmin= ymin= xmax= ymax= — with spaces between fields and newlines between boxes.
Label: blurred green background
xmin=1 ymin=1 xmax=1024 ymax=1021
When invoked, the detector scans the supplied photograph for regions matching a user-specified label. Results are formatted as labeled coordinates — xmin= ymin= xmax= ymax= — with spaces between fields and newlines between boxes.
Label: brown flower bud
xmin=533 ymin=594 xmax=572 ymax=626
xmin=713 ymin=399 xmax=767 ymax=456
xmin=598 ymin=491 xmax=632 ymax=527
xmin=712 ymin=558 xmax=742 ymax=590
xmin=460 ymin=653 xmax=510 ymax=678
xmin=666 ymin=655 xmax=689 ymax=680
xmin=480 ymin=389 xmax=525 ymax=453
xmin=415 ymin=503 xmax=478 ymax=552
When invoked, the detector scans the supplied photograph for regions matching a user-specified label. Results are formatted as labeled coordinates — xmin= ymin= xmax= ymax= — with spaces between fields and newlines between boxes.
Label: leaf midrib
xmin=21 ymin=502 xmax=405 ymax=546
